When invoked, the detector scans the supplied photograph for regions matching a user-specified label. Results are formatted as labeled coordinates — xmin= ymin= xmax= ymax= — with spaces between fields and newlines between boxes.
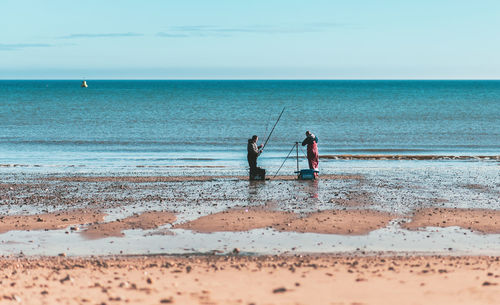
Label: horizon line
xmin=1 ymin=78 xmax=500 ymax=81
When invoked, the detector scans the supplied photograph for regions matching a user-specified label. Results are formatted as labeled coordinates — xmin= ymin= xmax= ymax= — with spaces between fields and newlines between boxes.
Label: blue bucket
xmin=295 ymin=169 xmax=319 ymax=180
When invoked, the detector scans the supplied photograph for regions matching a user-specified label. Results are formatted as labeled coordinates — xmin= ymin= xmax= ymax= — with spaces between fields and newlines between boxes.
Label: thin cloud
xmin=156 ymin=23 xmax=344 ymax=38
xmin=0 ymin=43 xmax=53 ymax=51
xmin=156 ymin=33 xmax=190 ymax=38
xmin=60 ymin=32 xmax=143 ymax=39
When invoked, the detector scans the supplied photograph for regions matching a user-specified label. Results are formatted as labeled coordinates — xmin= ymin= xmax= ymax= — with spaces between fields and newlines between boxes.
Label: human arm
xmin=248 ymin=142 xmax=260 ymax=156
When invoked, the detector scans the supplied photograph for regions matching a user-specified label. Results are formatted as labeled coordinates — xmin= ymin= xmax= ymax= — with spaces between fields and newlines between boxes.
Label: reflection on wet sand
xmin=247 ymin=180 xmax=266 ymax=202
xmin=306 ymin=179 xmax=319 ymax=199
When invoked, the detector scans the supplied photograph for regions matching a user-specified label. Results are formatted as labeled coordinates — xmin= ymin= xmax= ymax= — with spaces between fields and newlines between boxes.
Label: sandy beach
xmin=1 ymin=173 xmax=499 ymax=304
xmin=1 ymin=255 xmax=499 ymax=305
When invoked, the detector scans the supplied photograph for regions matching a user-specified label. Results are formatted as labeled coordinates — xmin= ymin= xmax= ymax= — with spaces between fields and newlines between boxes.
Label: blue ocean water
xmin=0 ymin=80 xmax=498 ymax=174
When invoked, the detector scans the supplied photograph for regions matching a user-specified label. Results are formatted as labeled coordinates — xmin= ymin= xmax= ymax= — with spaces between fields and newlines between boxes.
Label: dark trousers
xmin=247 ymin=155 xmax=257 ymax=171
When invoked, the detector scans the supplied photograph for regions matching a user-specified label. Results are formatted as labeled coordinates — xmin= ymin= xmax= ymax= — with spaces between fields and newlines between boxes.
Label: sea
xmin=0 ymin=80 xmax=499 ymax=176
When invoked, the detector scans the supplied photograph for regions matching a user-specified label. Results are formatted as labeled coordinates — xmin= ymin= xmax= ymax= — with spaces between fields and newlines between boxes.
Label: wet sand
xmin=174 ymin=207 xmax=297 ymax=233
xmin=44 ymin=174 xmax=363 ymax=183
xmin=0 ymin=173 xmax=499 ymax=237
xmin=0 ymin=255 xmax=499 ymax=305
xmin=176 ymin=208 xmax=396 ymax=235
xmin=0 ymin=209 xmax=105 ymax=234
xmin=402 ymin=208 xmax=500 ymax=234
xmin=82 ymin=211 xmax=176 ymax=239
xmin=276 ymin=209 xmax=396 ymax=235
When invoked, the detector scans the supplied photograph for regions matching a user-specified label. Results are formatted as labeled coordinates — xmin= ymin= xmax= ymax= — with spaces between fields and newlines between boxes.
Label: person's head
xmin=305 ymin=131 xmax=311 ymax=136
xmin=252 ymin=135 xmax=258 ymax=143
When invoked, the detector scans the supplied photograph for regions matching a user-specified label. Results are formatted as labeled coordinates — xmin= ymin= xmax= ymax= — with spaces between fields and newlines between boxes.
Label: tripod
xmin=273 ymin=142 xmax=301 ymax=178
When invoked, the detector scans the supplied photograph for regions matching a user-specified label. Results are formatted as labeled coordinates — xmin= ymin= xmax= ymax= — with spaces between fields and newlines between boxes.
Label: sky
xmin=0 ymin=0 xmax=499 ymax=79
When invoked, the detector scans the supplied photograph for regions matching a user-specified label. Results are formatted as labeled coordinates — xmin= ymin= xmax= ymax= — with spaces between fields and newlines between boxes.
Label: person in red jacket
xmin=301 ymin=131 xmax=319 ymax=170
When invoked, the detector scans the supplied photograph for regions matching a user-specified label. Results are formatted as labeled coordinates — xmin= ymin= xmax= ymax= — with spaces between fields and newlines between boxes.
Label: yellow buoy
xmin=81 ymin=80 xmax=88 ymax=88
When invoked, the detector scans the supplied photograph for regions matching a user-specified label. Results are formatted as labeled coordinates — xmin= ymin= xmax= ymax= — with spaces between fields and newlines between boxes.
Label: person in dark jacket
xmin=302 ymin=131 xmax=319 ymax=170
xmin=247 ymin=135 xmax=263 ymax=171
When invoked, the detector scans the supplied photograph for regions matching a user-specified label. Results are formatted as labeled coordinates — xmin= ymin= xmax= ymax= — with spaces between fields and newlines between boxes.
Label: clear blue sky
xmin=1 ymin=0 xmax=499 ymax=79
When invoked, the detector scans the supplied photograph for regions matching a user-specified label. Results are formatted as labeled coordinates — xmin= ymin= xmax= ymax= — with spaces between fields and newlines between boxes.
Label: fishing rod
xmin=261 ymin=107 xmax=285 ymax=152
xmin=262 ymin=111 xmax=272 ymax=142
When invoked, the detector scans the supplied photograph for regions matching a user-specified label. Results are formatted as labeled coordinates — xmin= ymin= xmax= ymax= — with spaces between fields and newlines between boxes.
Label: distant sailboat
xmin=81 ymin=80 xmax=88 ymax=88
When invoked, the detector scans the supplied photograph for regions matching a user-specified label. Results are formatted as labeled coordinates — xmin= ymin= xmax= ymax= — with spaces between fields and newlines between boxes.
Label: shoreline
xmin=320 ymin=154 xmax=500 ymax=160
xmin=0 ymin=154 xmax=498 ymax=172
